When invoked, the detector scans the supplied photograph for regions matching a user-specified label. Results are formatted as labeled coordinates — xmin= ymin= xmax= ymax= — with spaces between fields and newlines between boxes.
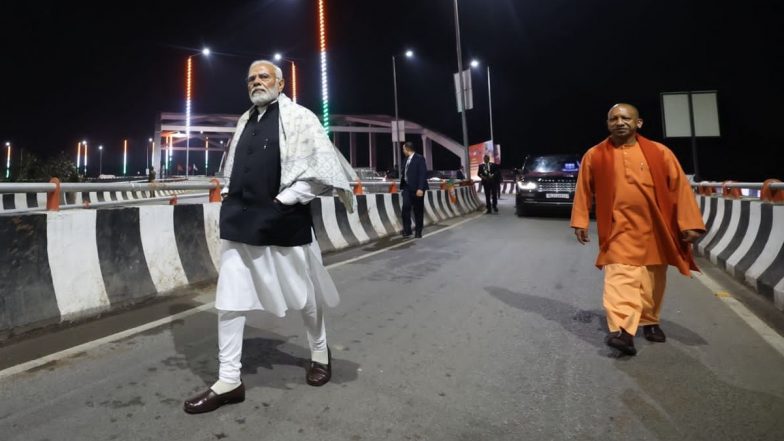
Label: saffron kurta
xmin=570 ymin=140 xmax=705 ymax=270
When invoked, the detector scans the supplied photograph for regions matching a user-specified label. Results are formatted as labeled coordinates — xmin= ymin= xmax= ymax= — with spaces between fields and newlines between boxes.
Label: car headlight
xmin=517 ymin=181 xmax=537 ymax=191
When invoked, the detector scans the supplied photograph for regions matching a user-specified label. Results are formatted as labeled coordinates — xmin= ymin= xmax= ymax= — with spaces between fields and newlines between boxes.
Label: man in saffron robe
xmin=570 ymin=103 xmax=705 ymax=356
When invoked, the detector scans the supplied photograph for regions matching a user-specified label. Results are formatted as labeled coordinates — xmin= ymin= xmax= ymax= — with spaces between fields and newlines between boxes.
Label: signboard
xmin=661 ymin=91 xmax=720 ymax=137
xmin=391 ymin=119 xmax=406 ymax=142
xmin=454 ymin=69 xmax=473 ymax=112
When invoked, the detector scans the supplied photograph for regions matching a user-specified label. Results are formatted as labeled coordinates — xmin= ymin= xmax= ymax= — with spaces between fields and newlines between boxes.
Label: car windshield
xmin=523 ymin=155 xmax=580 ymax=175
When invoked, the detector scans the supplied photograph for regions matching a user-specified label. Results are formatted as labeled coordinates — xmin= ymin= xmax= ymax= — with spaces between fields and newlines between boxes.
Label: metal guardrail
xmin=0 ymin=179 xmax=224 ymax=211
xmin=0 ymin=178 xmax=479 ymax=211
xmin=694 ymin=181 xmax=784 ymax=190
xmin=692 ymin=180 xmax=784 ymax=202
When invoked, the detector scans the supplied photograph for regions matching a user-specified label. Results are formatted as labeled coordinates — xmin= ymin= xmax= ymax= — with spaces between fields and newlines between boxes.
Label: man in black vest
xmin=400 ymin=141 xmax=429 ymax=238
xmin=184 ymin=60 xmax=356 ymax=414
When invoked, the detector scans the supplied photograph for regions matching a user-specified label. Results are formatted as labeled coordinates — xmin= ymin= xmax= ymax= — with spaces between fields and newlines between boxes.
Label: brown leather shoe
xmin=606 ymin=330 xmax=637 ymax=356
xmin=306 ymin=348 xmax=332 ymax=386
xmin=642 ymin=324 xmax=666 ymax=343
xmin=183 ymin=382 xmax=245 ymax=414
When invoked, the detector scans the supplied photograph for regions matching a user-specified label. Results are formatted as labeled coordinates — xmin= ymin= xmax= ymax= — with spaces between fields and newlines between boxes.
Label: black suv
xmin=515 ymin=154 xmax=580 ymax=216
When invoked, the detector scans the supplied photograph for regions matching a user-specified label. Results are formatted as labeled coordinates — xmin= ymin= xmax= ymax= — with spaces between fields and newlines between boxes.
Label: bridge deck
xmin=1 ymin=197 xmax=783 ymax=441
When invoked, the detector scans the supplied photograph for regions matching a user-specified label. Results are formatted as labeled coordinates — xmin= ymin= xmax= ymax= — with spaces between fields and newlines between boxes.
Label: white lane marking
xmin=693 ymin=271 xmax=784 ymax=358
xmin=0 ymin=212 xmax=483 ymax=380
xmin=326 ymin=213 xmax=482 ymax=270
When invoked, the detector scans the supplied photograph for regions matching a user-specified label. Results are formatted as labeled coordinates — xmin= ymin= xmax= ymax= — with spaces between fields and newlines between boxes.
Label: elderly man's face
xmin=247 ymin=63 xmax=284 ymax=107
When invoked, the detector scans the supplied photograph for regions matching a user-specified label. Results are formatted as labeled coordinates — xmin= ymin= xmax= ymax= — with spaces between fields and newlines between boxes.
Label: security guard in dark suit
xmin=478 ymin=155 xmax=499 ymax=213
xmin=400 ymin=141 xmax=429 ymax=238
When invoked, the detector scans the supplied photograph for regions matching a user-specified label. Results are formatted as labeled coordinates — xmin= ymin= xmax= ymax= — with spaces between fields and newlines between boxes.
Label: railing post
xmin=353 ymin=179 xmax=364 ymax=195
xmin=47 ymin=177 xmax=61 ymax=211
xmin=761 ymin=179 xmax=784 ymax=203
xmin=209 ymin=178 xmax=222 ymax=203
xmin=721 ymin=181 xmax=741 ymax=199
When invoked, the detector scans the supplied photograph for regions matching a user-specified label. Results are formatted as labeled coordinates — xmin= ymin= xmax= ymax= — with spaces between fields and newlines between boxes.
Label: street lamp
xmin=76 ymin=142 xmax=82 ymax=171
xmin=5 ymin=142 xmax=10 ymax=179
xmin=185 ymin=47 xmax=210 ymax=177
xmin=98 ymin=145 xmax=103 ymax=176
xmin=123 ymin=139 xmax=128 ymax=175
xmin=470 ymin=59 xmax=495 ymax=143
xmin=273 ymin=52 xmax=298 ymax=103
xmin=392 ymin=49 xmax=414 ymax=176
xmin=147 ymin=137 xmax=153 ymax=172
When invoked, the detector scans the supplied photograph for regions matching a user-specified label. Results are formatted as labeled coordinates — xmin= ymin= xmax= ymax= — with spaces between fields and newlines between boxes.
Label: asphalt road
xmin=1 ymin=197 xmax=783 ymax=441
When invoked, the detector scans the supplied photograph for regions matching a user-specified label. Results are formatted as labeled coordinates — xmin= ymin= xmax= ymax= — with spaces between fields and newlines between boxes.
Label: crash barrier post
xmin=721 ymin=181 xmax=742 ymax=199
xmin=47 ymin=178 xmax=61 ymax=211
xmin=353 ymin=179 xmax=365 ymax=195
xmin=762 ymin=179 xmax=784 ymax=203
xmin=209 ymin=178 xmax=222 ymax=203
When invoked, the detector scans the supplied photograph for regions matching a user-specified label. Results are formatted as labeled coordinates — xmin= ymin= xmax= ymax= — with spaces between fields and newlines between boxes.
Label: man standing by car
xmin=400 ymin=141 xmax=428 ymax=238
xmin=570 ymin=103 xmax=705 ymax=356
xmin=478 ymin=154 xmax=499 ymax=213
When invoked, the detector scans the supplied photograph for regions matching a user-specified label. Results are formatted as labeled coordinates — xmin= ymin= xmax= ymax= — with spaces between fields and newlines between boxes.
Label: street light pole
xmin=185 ymin=48 xmax=210 ymax=178
xmin=392 ymin=55 xmax=400 ymax=176
xmin=99 ymin=145 xmax=103 ymax=176
xmin=5 ymin=142 xmax=10 ymax=179
xmin=185 ymin=55 xmax=192 ymax=177
xmin=487 ymin=65 xmax=494 ymax=143
xmin=452 ymin=0 xmax=470 ymax=170
xmin=391 ymin=50 xmax=414 ymax=178
xmin=274 ymin=53 xmax=299 ymax=104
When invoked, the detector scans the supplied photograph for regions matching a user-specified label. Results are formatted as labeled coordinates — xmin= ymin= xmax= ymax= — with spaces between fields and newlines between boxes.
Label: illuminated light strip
xmin=205 ymin=136 xmax=209 ymax=170
xmin=291 ymin=62 xmax=297 ymax=104
xmin=5 ymin=144 xmax=10 ymax=179
xmin=83 ymin=142 xmax=87 ymax=174
xmin=318 ymin=0 xmax=329 ymax=133
xmin=76 ymin=142 xmax=81 ymax=169
xmin=123 ymin=139 xmax=128 ymax=175
xmin=167 ymin=135 xmax=172 ymax=171
xmin=186 ymin=57 xmax=193 ymax=174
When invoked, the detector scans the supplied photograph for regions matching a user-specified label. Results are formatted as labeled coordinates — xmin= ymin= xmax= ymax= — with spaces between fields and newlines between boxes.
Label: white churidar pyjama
xmin=215 ymin=181 xmax=336 ymax=384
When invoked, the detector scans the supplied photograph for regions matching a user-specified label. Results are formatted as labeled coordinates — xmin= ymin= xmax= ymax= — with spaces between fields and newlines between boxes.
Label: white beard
xmin=249 ymin=87 xmax=280 ymax=107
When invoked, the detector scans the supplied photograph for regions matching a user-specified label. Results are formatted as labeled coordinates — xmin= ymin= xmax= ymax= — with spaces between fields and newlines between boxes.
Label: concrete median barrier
xmin=695 ymin=195 xmax=784 ymax=311
xmin=0 ymin=187 xmax=483 ymax=336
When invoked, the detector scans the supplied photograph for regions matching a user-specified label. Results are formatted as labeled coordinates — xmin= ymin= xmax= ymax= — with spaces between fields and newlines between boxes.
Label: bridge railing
xmin=692 ymin=180 xmax=784 ymax=202
xmin=1 ymin=178 xmax=481 ymax=213
xmin=0 ymin=179 xmax=223 ymax=212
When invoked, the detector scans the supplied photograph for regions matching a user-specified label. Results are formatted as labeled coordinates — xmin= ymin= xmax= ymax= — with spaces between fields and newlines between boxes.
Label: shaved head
xmin=608 ymin=103 xmax=640 ymax=119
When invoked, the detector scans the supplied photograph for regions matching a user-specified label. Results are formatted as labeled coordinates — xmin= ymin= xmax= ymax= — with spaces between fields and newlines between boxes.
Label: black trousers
xmin=483 ymin=181 xmax=498 ymax=210
xmin=402 ymin=189 xmax=425 ymax=235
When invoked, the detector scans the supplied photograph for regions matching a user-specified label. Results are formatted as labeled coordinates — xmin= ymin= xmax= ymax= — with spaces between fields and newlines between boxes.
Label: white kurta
xmin=215 ymin=181 xmax=340 ymax=317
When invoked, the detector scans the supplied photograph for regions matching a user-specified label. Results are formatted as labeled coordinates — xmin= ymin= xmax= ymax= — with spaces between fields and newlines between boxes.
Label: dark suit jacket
xmin=478 ymin=162 xmax=500 ymax=184
xmin=400 ymin=153 xmax=429 ymax=192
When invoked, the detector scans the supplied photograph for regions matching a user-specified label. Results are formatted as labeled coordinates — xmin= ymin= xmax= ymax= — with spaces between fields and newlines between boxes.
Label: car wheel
xmin=516 ymin=203 xmax=527 ymax=217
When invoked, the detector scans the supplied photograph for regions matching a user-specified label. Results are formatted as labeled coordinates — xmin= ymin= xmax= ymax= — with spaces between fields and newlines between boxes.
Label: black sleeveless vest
xmin=219 ymin=102 xmax=313 ymax=246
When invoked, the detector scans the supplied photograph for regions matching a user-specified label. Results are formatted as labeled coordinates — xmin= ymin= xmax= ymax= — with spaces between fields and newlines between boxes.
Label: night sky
xmin=1 ymin=0 xmax=781 ymax=180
